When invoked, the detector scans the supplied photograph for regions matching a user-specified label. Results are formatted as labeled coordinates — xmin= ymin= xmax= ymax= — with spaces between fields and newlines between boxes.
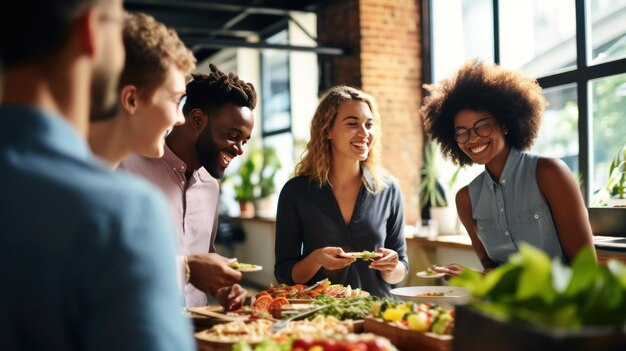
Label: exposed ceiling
xmin=124 ymin=0 xmax=341 ymax=62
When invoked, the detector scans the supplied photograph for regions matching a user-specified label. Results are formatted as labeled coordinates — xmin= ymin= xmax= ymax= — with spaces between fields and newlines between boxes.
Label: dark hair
xmin=182 ymin=63 xmax=257 ymax=116
xmin=421 ymin=60 xmax=547 ymax=166
xmin=0 ymin=0 xmax=104 ymax=67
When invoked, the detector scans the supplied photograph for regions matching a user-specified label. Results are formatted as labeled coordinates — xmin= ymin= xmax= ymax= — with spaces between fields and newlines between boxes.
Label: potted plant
xmin=254 ymin=146 xmax=282 ymax=217
xmin=230 ymin=145 xmax=282 ymax=218
xmin=418 ymin=142 xmax=460 ymax=236
xmin=606 ymin=144 xmax=626 ymax=207
xmin=233 ymin=155 xmax=257 ymax=218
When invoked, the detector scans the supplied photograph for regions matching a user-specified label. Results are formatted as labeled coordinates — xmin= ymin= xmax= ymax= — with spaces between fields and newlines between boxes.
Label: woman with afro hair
xmin=421 ymin=60 xmax=594 ymax=276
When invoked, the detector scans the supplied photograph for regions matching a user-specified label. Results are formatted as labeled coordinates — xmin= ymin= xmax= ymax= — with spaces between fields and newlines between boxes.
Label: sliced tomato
xmin=269 ymin=296 xmax=289 ymax=319
xmin=254 ymin=295 xmax=274 ymax=312
xmin=256 ymin=291 xmax=271 ymax=298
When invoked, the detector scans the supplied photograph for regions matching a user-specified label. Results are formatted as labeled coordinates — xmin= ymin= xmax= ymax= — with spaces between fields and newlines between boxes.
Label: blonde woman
xmin=274 ymin=86 xmax=408 ymax=298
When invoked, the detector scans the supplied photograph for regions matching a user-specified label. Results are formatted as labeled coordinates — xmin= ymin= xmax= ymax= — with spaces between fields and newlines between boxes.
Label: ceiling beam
xmin=124 ymin=0 xmax=317 ymax=15
xmin=189 ymin=39 xmax=344 ymax=56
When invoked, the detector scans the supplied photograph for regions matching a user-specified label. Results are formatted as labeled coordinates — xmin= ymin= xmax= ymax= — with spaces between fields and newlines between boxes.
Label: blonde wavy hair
xmin=295 ymin=86 xmax=389 ymax=193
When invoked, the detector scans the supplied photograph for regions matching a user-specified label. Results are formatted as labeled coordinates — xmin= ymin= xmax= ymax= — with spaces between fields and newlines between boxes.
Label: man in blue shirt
xmin=0 ymin=0 xmax=194 ymax=350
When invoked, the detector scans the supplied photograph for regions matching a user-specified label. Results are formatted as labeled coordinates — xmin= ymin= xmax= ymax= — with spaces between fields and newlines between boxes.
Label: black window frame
xmin=422 ymin=0 xmax=626 ymax=236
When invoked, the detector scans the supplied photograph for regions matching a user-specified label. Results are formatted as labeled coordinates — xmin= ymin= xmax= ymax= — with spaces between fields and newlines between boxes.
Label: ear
xmin=77 ymin=6 xmax=99 ymax=57
xmin=119 ymin=85 xmax=138 ymax=114
xmin=327 ymin=130 xmax=333 ymax=140
xmin=189 ymin=108 xmax=207 ymax=131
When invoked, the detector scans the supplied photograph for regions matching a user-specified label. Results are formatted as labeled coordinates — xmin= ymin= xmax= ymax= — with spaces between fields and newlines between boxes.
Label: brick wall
xmin=318 ymin=0 xmax=424 ymax=224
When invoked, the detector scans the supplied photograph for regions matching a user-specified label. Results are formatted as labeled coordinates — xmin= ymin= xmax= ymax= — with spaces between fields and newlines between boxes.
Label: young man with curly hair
xmin=89 ymin=12 xmax=196 ymax=167
xmin=121 ymin=64 xmax=257 ymax=310
xmin=421 ymin=60 xmax=595 ymax=276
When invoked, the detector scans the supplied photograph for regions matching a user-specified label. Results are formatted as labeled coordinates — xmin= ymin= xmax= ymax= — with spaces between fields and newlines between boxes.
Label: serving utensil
xmin=271 ymin=303 xmax=330 ymax=332
xmin=300 ymin=278 xmax=329 ymax=292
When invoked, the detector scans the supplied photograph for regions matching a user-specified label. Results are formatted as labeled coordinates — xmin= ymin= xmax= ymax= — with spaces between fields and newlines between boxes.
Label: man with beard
xmin=0 ymin=0 xmax=194 ymax=350
xmin=121 ymin=64 xmax=256 ymax=309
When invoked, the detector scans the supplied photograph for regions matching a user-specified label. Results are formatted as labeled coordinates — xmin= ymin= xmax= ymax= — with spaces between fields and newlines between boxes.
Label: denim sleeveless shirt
xmin=468 ymin=148 xmax=566 ymax=264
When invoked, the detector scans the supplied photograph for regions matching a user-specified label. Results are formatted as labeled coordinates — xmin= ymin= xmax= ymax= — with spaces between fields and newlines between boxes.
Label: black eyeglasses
xmin=454 ymin=121 xmax=498 ymax=144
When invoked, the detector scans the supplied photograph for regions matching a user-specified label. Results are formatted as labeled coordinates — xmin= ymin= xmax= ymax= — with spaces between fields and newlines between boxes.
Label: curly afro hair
xmin=421 ymin=60 xmax=547 ymax=166
xmin=182 ymin=63 xmax=257 ymax=117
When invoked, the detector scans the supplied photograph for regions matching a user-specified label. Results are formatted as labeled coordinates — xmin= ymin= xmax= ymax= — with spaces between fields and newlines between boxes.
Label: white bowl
xmin=390 ymin=286 xmax=470 ymax=306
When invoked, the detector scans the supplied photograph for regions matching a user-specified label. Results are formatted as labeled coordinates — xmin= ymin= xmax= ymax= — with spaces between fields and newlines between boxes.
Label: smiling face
xmin=327 ymin=100 xmax=376 ymax=163
xmin=453 ymin=109 xmax=509 ymax=166
xmin=129 ymin=66 xmax=187 ymax=158
xmin=195 ymin=102 xmax=255 ymax=179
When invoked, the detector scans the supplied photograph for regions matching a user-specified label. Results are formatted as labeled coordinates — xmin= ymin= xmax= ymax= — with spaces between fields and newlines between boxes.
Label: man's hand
xmin=214 ymin=284 xmax=248 ymax=311
xmin=187 ymin=253 xmax=242 ymax=294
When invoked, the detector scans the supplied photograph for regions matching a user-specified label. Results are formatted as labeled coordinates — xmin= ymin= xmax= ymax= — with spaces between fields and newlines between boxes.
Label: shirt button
xmin=500 ymin=208 xmax=504 ymax=212
xmin=505 ymin=231 xmax=510 ymax=236
xmin=501 ymin=179 xmax=506 ymax=184
xmin=179 ymin=165 xmax=186 ymax=171
xmin=534 ymin=214 xmax=539 ymax=219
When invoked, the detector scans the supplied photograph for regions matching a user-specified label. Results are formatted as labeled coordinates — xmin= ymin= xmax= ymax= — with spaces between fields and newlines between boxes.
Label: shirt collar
xmin=162 ymin=143 xmax=213 ymax=183
xmin=482 ymin=148 xmax=522 ymax=191
xmin=0 ymin=106 xmax=92 ymax=161
xmin=361 ymin=165 xmax=375 ymax=192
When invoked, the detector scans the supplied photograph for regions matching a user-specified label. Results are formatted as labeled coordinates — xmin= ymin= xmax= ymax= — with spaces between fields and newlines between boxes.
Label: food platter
xmin=390 ymin=286 xmax=470 ymax=305
xmin=187 ymin=306 xmax=250 ymax=322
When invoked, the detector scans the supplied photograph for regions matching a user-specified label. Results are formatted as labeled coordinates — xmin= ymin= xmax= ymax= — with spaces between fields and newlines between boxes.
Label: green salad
xmin=308 ymin=295 xmax=379 ymax=320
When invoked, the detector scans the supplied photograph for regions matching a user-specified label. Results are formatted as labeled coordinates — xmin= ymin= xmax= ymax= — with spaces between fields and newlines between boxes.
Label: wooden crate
xmin=453 ymin=305 xmax=626 ymax=351
xmin=363 ymin=317 xmax=451 ymax=351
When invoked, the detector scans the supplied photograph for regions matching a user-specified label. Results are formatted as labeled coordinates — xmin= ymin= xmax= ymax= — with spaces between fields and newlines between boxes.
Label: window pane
xmin=589 ymin=0 xmax=626 ymax=65
xmin=431 ymin=0 xmax=494 ymax=82
xmin=499 ymin=0 xmax=576 ymax=77
xmin=590 ymin=72 xmax=626 ymax=205
xmin=263 ymin=133 xmax=294 ymax=199
xmin=262 ymin=30 xmax=291 ymax=133
xmin=531 ymin=84 xmax=579 ymax=176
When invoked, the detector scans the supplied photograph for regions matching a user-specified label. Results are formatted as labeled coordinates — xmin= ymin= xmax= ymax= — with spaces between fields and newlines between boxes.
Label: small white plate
xmin=416 ymin=271 xmax=446 ymax=278
xmin=390 ymin=286 xmax=470 ymax=305
xmin=229 ymin=263 xmax=263 ymax=272
xmin=341 ymin=252 xmax=383 ymax=260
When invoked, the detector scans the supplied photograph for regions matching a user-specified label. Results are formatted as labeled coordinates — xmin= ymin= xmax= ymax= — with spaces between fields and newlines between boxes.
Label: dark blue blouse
xmin=274 ymin=171 xmax=408 ymax=298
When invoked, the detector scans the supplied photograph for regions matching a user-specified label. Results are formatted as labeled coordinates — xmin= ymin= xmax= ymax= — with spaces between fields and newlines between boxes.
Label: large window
xmin=261 ymin=29 xmax=294 ymax=197
xmin=427 ymin=0 xmax=626 ymax=223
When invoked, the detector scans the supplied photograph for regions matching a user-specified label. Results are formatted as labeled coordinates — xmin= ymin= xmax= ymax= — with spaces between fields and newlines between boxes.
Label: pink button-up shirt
xmin=121 ymin=145 xmax=219 ymax=307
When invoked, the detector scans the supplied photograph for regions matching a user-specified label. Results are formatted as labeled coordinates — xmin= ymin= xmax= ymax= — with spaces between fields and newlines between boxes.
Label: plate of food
xmin=340 ymin=251 xmax=383 ymax=261
xmin=390 ymin=286 xmax=470 ymax=305
xmin=415 ymin=265 xmax=446 ymax=278
xmin=229 ymin=262 xmax=263 ymax=272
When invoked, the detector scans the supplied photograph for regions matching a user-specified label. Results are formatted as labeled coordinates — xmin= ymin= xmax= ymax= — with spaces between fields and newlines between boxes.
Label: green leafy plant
xmin=450 ymin=243 xmax=626 ymax=328
xmin=232 ymin=145 xmax=282 ymax=202
xmin=418 ymin=142 xmax=460 ymax=208
xmin=606 ymin=144 xmax=626 ymax=199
